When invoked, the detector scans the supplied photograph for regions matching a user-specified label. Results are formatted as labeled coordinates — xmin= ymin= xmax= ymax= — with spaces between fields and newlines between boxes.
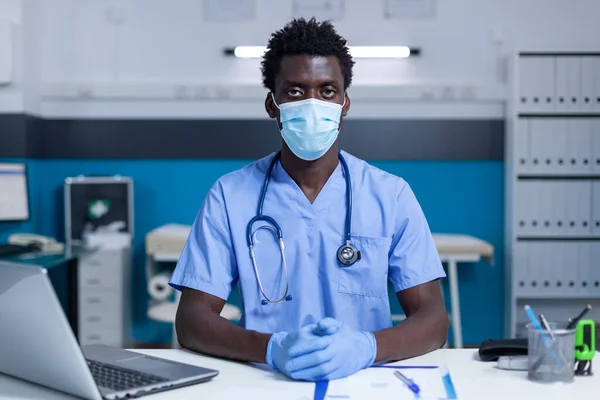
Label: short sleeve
xmin=168 ymin=183 xmax=238 ymax=300
xmin=388 ymin=182 xmax=446 ymax=292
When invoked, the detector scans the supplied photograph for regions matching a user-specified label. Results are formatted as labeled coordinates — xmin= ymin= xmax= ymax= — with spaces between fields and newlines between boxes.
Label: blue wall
xmin=0 ymin=157 xmax=504 ymax=346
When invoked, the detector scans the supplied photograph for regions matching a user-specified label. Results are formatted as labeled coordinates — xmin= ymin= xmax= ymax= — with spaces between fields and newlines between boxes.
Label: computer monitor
xmin=0 ymin=162 xmax=29 ymax=221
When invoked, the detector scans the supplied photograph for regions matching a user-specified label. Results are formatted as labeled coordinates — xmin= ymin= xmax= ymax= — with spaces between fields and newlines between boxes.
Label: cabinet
xmin=77 ymin=248 xmax=132 ymax=347
xmin=506 ymin=51 xmax=600 ymax=338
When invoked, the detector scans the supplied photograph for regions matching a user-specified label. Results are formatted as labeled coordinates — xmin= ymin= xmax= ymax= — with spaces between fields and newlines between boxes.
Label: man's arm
xmin=175 ymin=287 xmax=271 ymax=363
xmin=373 ymin=281 xmax=449 ymax=363
xmin=376 ymin=180 xmax=449 ymax=362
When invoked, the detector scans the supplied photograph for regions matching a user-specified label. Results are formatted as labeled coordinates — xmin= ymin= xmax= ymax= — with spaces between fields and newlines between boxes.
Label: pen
xmin=394 ymin=370 xmax=420 ymax=396
xmin=566 ymin=304 xmax=592 ymax=330
xmin=524 ymin=305 xmax=562 ymax=367
xmin=538 ymin=314 xmax=555 ymax=339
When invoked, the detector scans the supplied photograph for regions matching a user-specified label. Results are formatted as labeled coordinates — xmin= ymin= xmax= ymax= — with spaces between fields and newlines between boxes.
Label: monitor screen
xmin=0 ymin=163 xmax=29 ymax=221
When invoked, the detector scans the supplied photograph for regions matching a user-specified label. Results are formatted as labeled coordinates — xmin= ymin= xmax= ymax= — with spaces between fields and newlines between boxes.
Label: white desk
xmin=1 ymin=349 xmax=597 ymax=400
xmin=433 ymin=234 xmax=494 ymax=349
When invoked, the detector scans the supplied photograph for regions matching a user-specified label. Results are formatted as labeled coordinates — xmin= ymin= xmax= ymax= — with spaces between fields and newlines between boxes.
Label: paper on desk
xmin=324 ymin=367 xmax=452 ymax=399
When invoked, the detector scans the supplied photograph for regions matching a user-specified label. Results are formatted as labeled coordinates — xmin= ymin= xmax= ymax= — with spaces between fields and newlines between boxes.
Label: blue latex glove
xmin=266 ymin=324 xmax=335 ymax=376
xmin=285 ymin=318 xmax=377 ymax=381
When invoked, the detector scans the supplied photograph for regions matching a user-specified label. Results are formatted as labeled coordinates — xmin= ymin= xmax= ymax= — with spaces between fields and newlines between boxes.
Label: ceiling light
xmin=224 ymin=46 xmax=419 ymax=59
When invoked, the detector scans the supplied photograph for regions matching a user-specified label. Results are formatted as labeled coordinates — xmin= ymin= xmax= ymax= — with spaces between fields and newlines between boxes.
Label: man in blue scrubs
xmin=170 ymin=17 xmax=448 ymax=381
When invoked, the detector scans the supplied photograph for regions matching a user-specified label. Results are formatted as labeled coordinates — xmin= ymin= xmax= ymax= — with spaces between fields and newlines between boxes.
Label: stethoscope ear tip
xmin=285 ymin=295 xmax=293 ymax=302
xmin=261 ymin=300 xmax=269 ymax=306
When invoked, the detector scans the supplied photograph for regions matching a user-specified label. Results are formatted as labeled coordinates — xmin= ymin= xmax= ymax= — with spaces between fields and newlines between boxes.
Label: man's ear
xmin=342 ymin=92 xmax=350 ymax=117
xmin=265 ymin=92 xmax=278 ymax=119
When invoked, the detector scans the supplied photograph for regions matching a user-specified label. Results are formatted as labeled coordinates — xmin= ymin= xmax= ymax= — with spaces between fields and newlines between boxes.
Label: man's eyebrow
xmin=319 ymin=80 xmax=339 ymax=87
xmin=281 ymin=80 xmax=306 ymax=87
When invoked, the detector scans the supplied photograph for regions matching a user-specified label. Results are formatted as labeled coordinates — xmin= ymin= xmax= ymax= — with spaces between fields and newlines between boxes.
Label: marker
xmin=394 ymin=370 xmax=420 ymax=396
xmin=566 ymin=304 xmax=592 ymax=330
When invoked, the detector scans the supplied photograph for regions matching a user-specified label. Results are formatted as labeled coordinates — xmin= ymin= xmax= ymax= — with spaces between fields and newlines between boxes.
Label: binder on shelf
xmin=551 ymin=119 xmax=567 ymax=174
xmin=516 ymin=119 xmax=530 ymax=174
xmin=571 ymin=119 xmax=593 ymax=174
xmin=580 ymin=57 xmax=596 ymax=112
xmin=539 ymin=56 xmax=556 ymax=112
xmin=555 ymin=56 xmax=581 ymax=112
xmin=518 ymin=57 xmax=538 ymax=113
xmin=539 ymin=181 xmax=553 ymax=236
xmin=516 ymin=182 xmax=534 ymax=236
xmin=594 ymin=57 xmax=600 ymax=112
xmin=578 ymin=242 xmax=592 ymax=296
xmin=592 ymin=243 xmax=600 ymax=293
xmin=529 ymin=119 xmax=544 ymax=174
xmin=593 ymin=182 xmax=600 ymax=236
xmin=565 ymin=241 xmax=579 ymax=295
xmin=529 ymin=242 xmax=543 ymax=295
xmin=575 ymin=181 xmax=592 ymax=236
xmin=513 ymin=242 xmax=528 ymax=295
xmin=593 ymin=120 xmax=600 ymax=173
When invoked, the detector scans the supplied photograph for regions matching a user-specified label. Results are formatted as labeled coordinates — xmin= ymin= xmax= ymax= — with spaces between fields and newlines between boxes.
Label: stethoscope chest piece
xmin=337 ymin=243 xmax=361 ymax=267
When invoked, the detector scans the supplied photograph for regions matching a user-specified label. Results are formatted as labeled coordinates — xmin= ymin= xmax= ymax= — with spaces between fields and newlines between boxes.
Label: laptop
xmin=0 ymin=261 xmax=219 ymax=399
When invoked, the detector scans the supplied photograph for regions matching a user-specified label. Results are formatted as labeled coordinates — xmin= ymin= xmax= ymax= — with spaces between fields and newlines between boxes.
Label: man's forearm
xmin=373 ymin=305 xmax=449 ymax=363
xmin=175 ymin=303 xmax=271 ymax=363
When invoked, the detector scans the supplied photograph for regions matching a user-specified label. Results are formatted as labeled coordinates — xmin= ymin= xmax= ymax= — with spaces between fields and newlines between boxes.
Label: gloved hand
xmin=285 ymin=318 xmax=377 ymax=381
xmin=266 ymin=324 xmax=335 ymax=376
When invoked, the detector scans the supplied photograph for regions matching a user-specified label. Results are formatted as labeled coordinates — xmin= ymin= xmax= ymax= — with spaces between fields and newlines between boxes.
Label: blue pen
xmin=523 ymin=305 xmax=562 ymax=366
xmin=394 ymin=370 xmax=420 ymax=397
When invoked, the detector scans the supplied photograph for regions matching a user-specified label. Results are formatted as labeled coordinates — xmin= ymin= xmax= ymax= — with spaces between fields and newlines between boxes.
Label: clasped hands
xmin=266 ymin=318 xmax=377 ymax=381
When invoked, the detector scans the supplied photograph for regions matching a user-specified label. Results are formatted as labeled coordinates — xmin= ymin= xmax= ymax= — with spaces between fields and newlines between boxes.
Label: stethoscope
xmin=246 ymin=151 xmax=361 ymax=305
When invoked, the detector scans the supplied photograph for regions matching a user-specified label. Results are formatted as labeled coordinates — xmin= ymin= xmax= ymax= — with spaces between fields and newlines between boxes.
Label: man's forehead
xmin=277 ymin=55 xmax=343 ymax=83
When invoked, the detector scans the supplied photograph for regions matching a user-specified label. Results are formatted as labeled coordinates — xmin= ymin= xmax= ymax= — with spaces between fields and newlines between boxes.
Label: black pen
xmin=566 ymin=304 xmax=592 ymax=330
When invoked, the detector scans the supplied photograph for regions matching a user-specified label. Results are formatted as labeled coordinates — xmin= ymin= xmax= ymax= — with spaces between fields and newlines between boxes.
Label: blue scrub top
xmin=169 ymin=151 xmax=446 ymax=334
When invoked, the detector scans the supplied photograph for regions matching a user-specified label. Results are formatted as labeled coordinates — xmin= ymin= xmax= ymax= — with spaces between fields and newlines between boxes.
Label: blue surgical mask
xmin=273 ymin=94 xmax=345 ymax=161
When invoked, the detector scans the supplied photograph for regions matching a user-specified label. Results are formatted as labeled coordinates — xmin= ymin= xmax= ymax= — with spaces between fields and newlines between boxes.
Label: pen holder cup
xmin=527 ymin=322 xmax=576 ymax=384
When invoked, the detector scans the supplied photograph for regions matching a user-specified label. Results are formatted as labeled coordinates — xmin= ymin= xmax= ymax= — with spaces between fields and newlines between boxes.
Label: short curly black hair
xmin=260 ymin=17 xmax=354 ymax=93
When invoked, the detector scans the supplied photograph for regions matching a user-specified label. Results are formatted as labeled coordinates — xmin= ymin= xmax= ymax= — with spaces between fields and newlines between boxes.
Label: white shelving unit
xmin=505 ymin=50 xmax=600 ymax=338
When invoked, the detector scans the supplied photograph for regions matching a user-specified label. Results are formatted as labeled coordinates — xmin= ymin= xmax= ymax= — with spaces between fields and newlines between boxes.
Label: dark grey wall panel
xmin=0 ymin=114 xmax=28 ymax=157
xmin=0 ymin=114 xmax=504 ymax=160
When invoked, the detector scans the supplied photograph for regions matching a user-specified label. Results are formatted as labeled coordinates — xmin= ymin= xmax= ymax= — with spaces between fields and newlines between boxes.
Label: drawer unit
xmin=77 ymin=248 xmax=132 ymax=348
xmin=79 ymin=251 xmax=124 ymax=290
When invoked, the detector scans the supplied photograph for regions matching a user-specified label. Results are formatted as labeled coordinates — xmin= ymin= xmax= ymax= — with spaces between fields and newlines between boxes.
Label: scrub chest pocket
xmin=338 ymin=235 xmax=392 ymax=298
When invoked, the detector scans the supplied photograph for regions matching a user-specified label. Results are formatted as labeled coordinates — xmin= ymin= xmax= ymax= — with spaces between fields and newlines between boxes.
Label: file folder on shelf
xmin=551 ymin=119 xmax=567 ymax=174
xmin=592 ymin=243 xmax=600 ymax=293
xmin=594 ymin=57 xmax=600 ymax=112
xmin=593 ymin=182 xmax=600 ymax=236
xmin=555 ymin=56 xmax=581 ymax=112
xmin=518 ymin=57 xmax=539 ymax=113
xmin=539 ymin=56 xmax=556 ymax=112
xmin=576 ymin=181 xmax=592 ymax=236
xmin=580 ymin=57 xmax=596 ymax=112
xmin=593 ymin=120 xmax=600 ymax=173
xmin=516 ymin=119 xmax=530 ymax=174
xmin=529 ymin=119 xmax=544 ymax=174
xmin=514 ymin=242 xmax=529 ymax=295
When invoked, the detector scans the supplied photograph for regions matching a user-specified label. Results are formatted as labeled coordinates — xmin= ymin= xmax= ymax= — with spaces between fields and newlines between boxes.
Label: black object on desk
xmin=478 ymin=338 xmax=528 ymax=361
xmin=0 ymin=243 xmax=41 ymax=257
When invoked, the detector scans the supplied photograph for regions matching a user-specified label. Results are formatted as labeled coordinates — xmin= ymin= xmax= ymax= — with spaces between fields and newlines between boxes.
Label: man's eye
xmin=288 ymin=89 xmax=302 ymax=96
xmin=322 ymin=89 xmax=335 ymax=97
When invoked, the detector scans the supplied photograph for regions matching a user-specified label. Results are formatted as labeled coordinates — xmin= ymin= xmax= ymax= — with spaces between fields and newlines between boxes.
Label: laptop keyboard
xmin=87 ymin=359 xmax=170 ymax=392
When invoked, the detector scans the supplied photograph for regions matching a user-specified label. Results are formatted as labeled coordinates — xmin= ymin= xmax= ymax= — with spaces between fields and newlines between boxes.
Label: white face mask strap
xmin=271 ymin=92 xmax=280 ymax=110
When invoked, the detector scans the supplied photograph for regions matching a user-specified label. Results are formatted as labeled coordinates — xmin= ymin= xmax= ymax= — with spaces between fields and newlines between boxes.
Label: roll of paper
xmin=148 ymin=273 xmax=173 ymax=301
